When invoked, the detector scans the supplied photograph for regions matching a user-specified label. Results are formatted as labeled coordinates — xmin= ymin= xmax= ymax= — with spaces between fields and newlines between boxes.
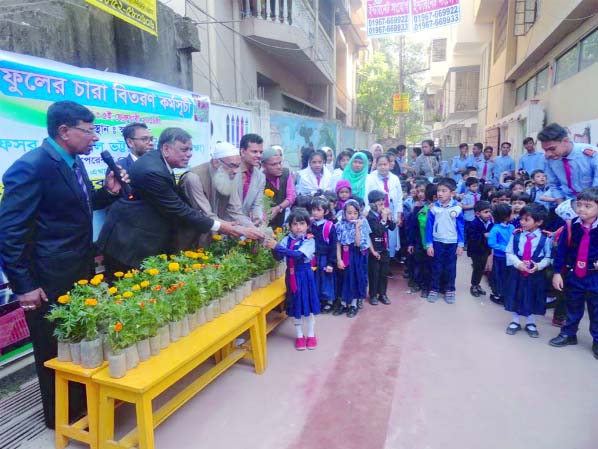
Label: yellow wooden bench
xmin=92 ymin=305 xmax=265 ymax=449
xmin=44 ymin=359 xmax=107 ymax=449
xmin=239 ymin=276 xmax=287 ymax=367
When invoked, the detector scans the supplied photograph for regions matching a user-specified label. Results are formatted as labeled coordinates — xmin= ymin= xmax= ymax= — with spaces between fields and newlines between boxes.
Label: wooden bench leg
xmin=249 ymin=321 xmax=265 ymax=374
xmin=54 ymin=372 xmax=69 ymax=449
xmin=136 ymin=396 xmax=155 ymax=449
xmin=86 ymin=380 xmax=100 ymax=449
xmin=98 ymin=388 xmax=115 ymax=449
xmin=258 ymin=313 xmax=268 ymax=369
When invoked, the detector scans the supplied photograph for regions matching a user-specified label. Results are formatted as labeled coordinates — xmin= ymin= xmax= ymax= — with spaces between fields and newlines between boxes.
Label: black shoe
xmin=549 ymin=334 xmax=578 ymax=347
xmin=470 ymin=286 xmax=481 ymax=297
xmin=346 ymin=306 xmax=358 ymax=318
xmin=333 ymin=304 xmax=347 ymax=316
xmin=476 ymin=286 xmax=487 ymax=295
xmin=379 ymin=295 xmax=391 ymax=305
xmin=369 ymin=295 xmax=379 ymax=305
xmin=411 ymin=285 xmax=421 ymax=292
xmin=506 ymin=322 xmax=521 ymax=335
xmin=490 ymin=294 xmax=503 ymax=305
xmin=420 ymin=289 xmax=429 ymax=299
xmin=322 ymin=302 xmax=333 ymax=314
xmin=593 ymin=342 xmax=598 ymax=360
xmin=357 ymin=298 xmax=364 ymax=309
xmin=525 ymin=324 xmax=539 ymax=338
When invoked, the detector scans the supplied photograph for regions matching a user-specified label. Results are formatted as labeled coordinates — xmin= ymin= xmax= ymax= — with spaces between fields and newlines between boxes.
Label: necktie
xmin=562 ymin=158 xmax=577 ymax=195
xmin=383 ymin=177 xmax=390 ymax=207
xmin=482 ymin=161 xmax=488 ymax=178
xmin=243 ymin=169 xmax=252 ymax=200
xmin=316 ymin=174 xmax=321 ymax=186
xmin=474 ymin=193 xmax=479 ymax=204
xmin=521 ymin=233 xmax=536 ymax=277
xmin=575 ymin=225 xmax=591 ymax=278
xmin=73 ymin=162 xmax=90 ymax=209
xmin=288 ymin=239 xmax=299 ymax=293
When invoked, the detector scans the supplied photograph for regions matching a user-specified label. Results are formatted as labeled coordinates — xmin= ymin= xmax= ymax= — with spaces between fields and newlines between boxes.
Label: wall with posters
xmin=566 ymin=119 xmax=598 ymax=146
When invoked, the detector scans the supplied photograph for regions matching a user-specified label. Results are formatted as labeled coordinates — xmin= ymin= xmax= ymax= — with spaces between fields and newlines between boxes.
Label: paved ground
xmin=11 ymin=258 xmax=598 ymax=449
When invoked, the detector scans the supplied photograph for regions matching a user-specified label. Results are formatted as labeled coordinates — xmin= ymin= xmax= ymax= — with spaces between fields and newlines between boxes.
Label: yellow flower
xmin=84 ymin=298 xmax=98 ymax=307
xmin=57 ymin=294 xmax=70 ymax=304
xmin=184 ymin=250 xmax=199 ymax=259
xmin=114 ymin=271 xmax=124 ymax=278
xmin=94 ymin=274 xmax=104 ymax=282
xmin=159 ymin=254 xmax=167 ymax=260
xmin=122 ymin=291 xmax=133 ymax=299
xmin=201 ymin=255 xmax=209 ymax=261
xmin=192 ymin=263 xmax=202 ymax=270
xmin=115 ymin=294 xmax=122 ymax=299
xmin=90 ymin=277 xmax=102 ymax=286
xmin=274 ymin=227 xmax=283 ymax=234
xmin=77 ymin=279 xmax=88 ymax=286
xmin=108 ymin=287 xmax=118 ymax=295
xmin=131 ymin=269 xmax=139 ymax=274
xmin=184 ymin=267 xmax=191 ymax=273
xmin=148 ymin=268 xmax=159 ymax=276
xmin=264 ymin=188 xmax=275 ymax=198
xmin=124 ymin=272 xmax=133 ymax=279
xmin=168 ymin=262 xmax=180 ymax=272
xmin=169 ymin=255 xmax=176 ymax=260
xmin=238 ymin=240 xmax=246 ymax=246
xmin=132 ymin=284 xmax=141 ymax=291
xmin=212 ymin=234 xmax=222 ymax=241
xmin=140 ymin=280 xmax=150 ymax=288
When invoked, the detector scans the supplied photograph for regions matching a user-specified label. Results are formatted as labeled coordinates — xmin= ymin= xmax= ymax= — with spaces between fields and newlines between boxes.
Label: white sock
xmin=510 ymin=313 xmax=520 ymax=325
xmin=307 ymin=314 xmax=316 ymax=338
xmin=294 ymin=318 xmax=304 ymax=338
xmin=526 ymin=315 xmax=536 ymax=326
xmin=351 ymin=298 xmax=357 ymax=307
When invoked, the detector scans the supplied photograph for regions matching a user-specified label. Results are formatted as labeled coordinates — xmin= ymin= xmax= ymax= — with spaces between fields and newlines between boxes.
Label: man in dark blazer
xmin=0 ymin=101 xmax=127 ymax=428
xmin=98 ymin=127 xmax=240 ymax=272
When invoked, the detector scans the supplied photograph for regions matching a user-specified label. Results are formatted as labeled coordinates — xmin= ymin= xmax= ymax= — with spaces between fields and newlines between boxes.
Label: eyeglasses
xmin=219 ymin=159 xmax=241 ymax=170
xmin=70 ymin=126 xmax=97 ymax=136
xmin=130 ymin=136 xmax=154 ymax=143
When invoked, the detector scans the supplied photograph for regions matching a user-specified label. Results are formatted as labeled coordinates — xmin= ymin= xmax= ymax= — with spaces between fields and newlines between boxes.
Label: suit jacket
xmin=97 ymin=150 xmax=214 ymax=267
xmin=116 ymin=154 xmax=135 ymax=173
xmin=0 ymin=139 xmax=116 ymax=299
xmin=238 ymin=166 xmax=265 ymax=224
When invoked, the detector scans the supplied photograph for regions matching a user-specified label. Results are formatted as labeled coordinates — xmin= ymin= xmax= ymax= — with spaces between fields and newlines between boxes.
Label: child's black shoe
xmin=357 ymin=298 xmax=364 ymax=309
xmin=346 ymin=306 xmax=358 ymax=318
xmin=322 ymin=303 xmax=333 ymax=314
xmin=470 ymin=286 xmax=480 ymax=297
xmin=420 ymin=289 xmax=428 ymax=299
xmin=332 ymin=303 xmax=347 ymax=316
xmin=476 ymin=286 xmax=487 ymax=295
xmin=369 ymin=295 xmax=379 ymax=305
xmin=379 ymin=295 xmax=391 ymax=305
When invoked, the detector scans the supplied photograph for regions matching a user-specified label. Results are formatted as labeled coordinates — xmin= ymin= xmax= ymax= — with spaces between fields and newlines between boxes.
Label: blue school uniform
xmin=274 ymin=234 xmax=320 ymax=319
xmin=504 ymin=229 xmax=552 ymax=316
xmin=310 ymin=219 xmax=337 ymax=302
xmin=336 ymin=218 xmax=369 ymax=302
xmin=488 ymin=222 xmax=515 ymax=298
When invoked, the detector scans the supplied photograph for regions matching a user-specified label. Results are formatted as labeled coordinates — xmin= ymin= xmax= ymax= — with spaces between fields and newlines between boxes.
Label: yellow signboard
xmin=393 ymin=93 xmax=410 ymax=113
xmin=86 ymin=0 xmax=158 ymax=36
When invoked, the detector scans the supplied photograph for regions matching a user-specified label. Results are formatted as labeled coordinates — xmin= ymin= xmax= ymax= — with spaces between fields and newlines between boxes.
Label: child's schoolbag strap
xmin=513 ymin=231 xmax=521 ymax=258
xmin=532 ymin=233 xmax=548 ymax=260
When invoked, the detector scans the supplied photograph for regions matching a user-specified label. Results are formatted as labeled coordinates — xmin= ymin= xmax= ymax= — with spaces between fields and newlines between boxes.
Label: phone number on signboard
xmin=413 ymin=14 xmax=459 ymax=31
xmin=368 ymin=24 xmax=409 ymax=35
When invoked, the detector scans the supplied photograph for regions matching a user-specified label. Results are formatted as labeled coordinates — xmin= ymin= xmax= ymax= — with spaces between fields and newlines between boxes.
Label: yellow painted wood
xmin=44 ymin=359 xmax=107 ymax=377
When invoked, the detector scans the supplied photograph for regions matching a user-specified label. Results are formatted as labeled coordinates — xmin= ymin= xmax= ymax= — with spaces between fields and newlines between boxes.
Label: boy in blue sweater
xmin=425 ymin=178 xmax=465 ymax=303
xmin=487 ymin=203 xmax=515 ymax=304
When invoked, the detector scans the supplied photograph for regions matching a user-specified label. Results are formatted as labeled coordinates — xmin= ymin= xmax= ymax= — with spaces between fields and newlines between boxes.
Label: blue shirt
xmin=451 ymin=155 xmax=472 ymax=180
xmin=544 ymin=143 xmax=598 ymax=199
xmin=492 ymin=155 xmax=515 ymax=184
xmin=488 ymin=222 xmax=515 ymax=257
xmin=506 ymin=228 xmax=552 ymax=267
xmin=527 ymin=185 xmax=552 ymax=209
xmin=461 ymin=191 xmax=480 ymax=222
xmin=518 ymin=151 xmax=546 ymax=174
xmin=476 ymin=158 xmax=495 ymax=184
xmin=48 ymin=137 xmax=76 ymax=168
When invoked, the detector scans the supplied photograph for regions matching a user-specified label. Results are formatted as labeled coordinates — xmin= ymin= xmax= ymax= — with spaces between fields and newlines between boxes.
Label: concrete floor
xmin=17 ymin=258 xmax=598 ymax=449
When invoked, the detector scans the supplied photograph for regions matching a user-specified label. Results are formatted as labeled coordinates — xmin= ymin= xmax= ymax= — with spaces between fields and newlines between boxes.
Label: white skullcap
xmin=271 ymin=145 xmax=283 ymax=154
xmin=211 ymin=141 xmax=238 ymax=159
xmin=555 ymin=199 xmax=578 ymax=221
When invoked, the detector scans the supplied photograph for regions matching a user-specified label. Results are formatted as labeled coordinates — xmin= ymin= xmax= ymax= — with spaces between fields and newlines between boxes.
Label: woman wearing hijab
xmin=342 ymin=152 xmax=369 ymax=200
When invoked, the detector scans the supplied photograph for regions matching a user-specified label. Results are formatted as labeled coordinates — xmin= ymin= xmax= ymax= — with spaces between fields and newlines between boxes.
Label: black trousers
xmin=470 ymin=254 xmax=488 ymax=287
xmin=103 ymin=253 xmax=136 ymax=282
xmin=368 ymin=249 xmax=390 ymax=297
xmin=26 ymin=302 xmax=86 ymax=429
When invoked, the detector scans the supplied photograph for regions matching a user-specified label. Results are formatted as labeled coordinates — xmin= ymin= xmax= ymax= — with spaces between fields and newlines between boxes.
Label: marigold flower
xmin=122 ymin=291 xmax=133 ymax=299
xmin=166 ymin=288 xmax=173 ymax=294
xmin=132 ymin=284 xmax=141 ymax=291
xmin=192 ymin=263 xmax=202 ymax=270
xmin=149 ymin=298 xmax=156 ymax=304
xmin=178 ymin=281 xmax=185 ymax=287
xmin=113 ymin=322 xmax=123 ymax=332
xmin=57 ymin=295 xmax=70 ymax=304
xmin=264 ymin=188 xmax=275 ymax=198
xmin=184 ymin=267 xmax=191 ymax=273
xmin=201 ymin=255 xmax=209 ymax=261
xmin=169 ymin=255 xmax=176 ymax=260
xmin=274 ymin=227 xmax=283 ymax=234
xmin=184 ymin=250 xmax=199 ymax=259
xmin=90 ymin=278 xmax=101 ymax=286
xmin=131 ymin=269 xmax=139 ymax=274
xmin=140 ymin=280 xmax=150 ymax=288
xmin=94 ymin=274 xmax=104 ymax=282
xmin=77 ymin=279 xmax=88 ymax=286
xmin=108 ymin=287 xmax=118 ymax=295
xmin=115 ymin=299 xmax=123 ymax=305
xmin=168 ymin=262 xmax=180 ymax=272
xmin=114 ymin=271 xmax=124 ymax=278
xmin=238 ymin=240 xmax=246 ymax=246
xmin=124 ymin=272 xmax=133 ymax=279
xmin=212 ymin=234 xmax=223 ymax=241
xmin=84 ymin=298 xmax=98 ymax=307
xmin=246 ymin=239 xmax=253 ymax=244
xmin=148 ymin=268 xmax=159 ymax=276
xmin=159 ymin=254 xmax=167 ymax=260
xmin=139 ymin=301 xmax=145 ymax=309
xmin=154 ymin=285 xmax=162 ymax=291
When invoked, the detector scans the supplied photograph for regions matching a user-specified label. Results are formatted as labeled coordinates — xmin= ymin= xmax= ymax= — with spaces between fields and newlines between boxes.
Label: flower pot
xmin=244 ymin=281 xmax=252 ymax=299
xmin=169 ymin=321 xmax=181 ymax=342
xmin=205 ymin=302 xmax=215 ymax=322
xmin=125 ymin=344 xmax=139 ymax=370
xmin=277 ymin=263 xmax=286 ymax=278
xmin=197 ymin=307 xmax=206 ymax=326
xmin=101 ymin=333 xmax=112 ymax=361
xmin=259 ymin=273 xmax=269 ymax=288
xmin=159 ymin=324 xmax=170 ymax=349
xmin=57 ymin=341 xmax=71 ymax=362
xmin=213 ymin=298 xmax=222 ymax=317
xmin=149 ymin=335 xmax=161 ymax=356
xmin=81 ymin=338 xmax=103 ymax=369
xmin=251 ymin=276 xmax=260 ymax=290
xmin=229 ymin=292 xmax=237 ymax=309
xmin=188 ymin=312 xmax=198 ymax=330
xmin=69 ymin=342 xmax=82 ymax=365
xmin=180 ymin=316 xmax=190 ymax=337
xmin=109 ymin=352 xmax=127 ymax=379
xmin=137 ymin=338 xmax=151 ymax=362
xmin=234 ymin=287 xmax=244 ymax=304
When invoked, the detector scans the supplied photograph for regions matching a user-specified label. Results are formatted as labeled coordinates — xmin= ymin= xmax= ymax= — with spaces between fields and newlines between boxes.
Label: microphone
xmin=100 ymin=151 xmax=133 ymax=199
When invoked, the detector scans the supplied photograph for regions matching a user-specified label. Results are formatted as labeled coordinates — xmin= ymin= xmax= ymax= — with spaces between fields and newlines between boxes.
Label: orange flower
xmin=57 ymin=294 xmax=70 ymax=304
xmin=184 ymin=267 xmax=191 ymax=273
xmin=238 ymin=240 xmax=246 ymax=246
xmin=149 ymin=298 xmax=156 ymax=304
xmin=90 ymin=277 xmax=102 ymax=286
xmin=274 ymin=227 xmax=283 ymax=234
xmin=114 ymin=271 xmax=124 ymax=278
xmin=264 ymin=188 xmax=275 ymax=198
xmin=139 ymin=301 xmax=145 ymax=309
xmin=113 ymin=322 xmax=123 ymax=332
xmin=154 ymin=285 xmax=162 ymax=291
xmin=84 ymin=298 xmax=98 ymax=307
xmin=246 ymin=239 xmax=253 ymax=244
xmin=115 ymin=299 xmax=123 ymax=305
xmin=166 ymin=288 xmax=173 ymax=294
xmin=178 ymin=281 xmax=185 ymax=287
xmin=184 ymin=250 xmax=199 ymax=259
xmin=77 ymin=279 xmax=88 ymax=286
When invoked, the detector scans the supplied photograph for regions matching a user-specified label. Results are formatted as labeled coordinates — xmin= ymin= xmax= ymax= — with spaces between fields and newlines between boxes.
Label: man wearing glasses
xmin=0 ymin=101 xmax=128 ymax=429
xmin=538 ymin=123 xmax=598 ymax=203
xmin=119 ymin=122 xmax=154 ymax=171
xmin=176 ymin=141 xmax=264 ymax=249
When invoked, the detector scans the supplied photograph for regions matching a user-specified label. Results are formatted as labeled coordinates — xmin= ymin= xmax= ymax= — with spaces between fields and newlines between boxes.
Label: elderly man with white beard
xmin=175 ymin=141 xmax=264 ymax=249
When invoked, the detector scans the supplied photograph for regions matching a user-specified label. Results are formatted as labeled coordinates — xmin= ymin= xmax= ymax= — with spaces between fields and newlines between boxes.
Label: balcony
xmin=239 ymin=0 xmax=335 ymax=84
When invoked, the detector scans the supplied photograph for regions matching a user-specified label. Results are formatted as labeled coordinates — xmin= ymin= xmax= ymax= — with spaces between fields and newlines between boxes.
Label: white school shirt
xmin=295 ymin=167 xmax=332 ymax=195
xmin=365 ymin=170 xmax=404 ymax=215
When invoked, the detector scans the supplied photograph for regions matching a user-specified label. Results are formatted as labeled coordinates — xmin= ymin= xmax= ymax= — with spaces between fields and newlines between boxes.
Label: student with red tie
xmin=503 ymin=204 xmax=552 ymax=338
xmin=550 ymin=187 xmax=598 ymax=360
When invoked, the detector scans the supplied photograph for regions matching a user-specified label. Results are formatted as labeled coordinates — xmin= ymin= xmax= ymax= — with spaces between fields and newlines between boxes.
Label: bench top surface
xmin=44 ymin=359 xmax=108 ymax=377
xmin=91 ymin=305 xmax=259 ymax=391
xmin=241 ymin=277 xmax=285 ymax=309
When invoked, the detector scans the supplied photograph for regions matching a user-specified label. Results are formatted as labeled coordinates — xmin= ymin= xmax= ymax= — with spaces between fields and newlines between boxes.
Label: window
xmin=515 ymin=66 xmax=549 ymax=105
xmin=514 ymin=0 xmax=537 ymax=36
xmin=494 ymin=1 xmax=508 ymax=60
xmin=536 ymin=66 xmax=548 ymax=92
xmin=525 ymin=76 xmax=536 ymax=99
xmin=516 ymin=85 xmax=526 ymax=105
xmin=555 ymin=28 xmax=598 ymax=84
xmin=432 ymin=39 xmax=447 ymax=62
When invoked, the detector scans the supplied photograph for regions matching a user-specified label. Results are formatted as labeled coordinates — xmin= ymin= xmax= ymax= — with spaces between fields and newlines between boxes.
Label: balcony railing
xmin=241 ymin=0 xmax=292 ymax=24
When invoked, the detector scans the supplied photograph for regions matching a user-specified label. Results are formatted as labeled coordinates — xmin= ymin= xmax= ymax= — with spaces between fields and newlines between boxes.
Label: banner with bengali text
xmin=86 ymin=0 xmax=158 ymax=36
xmin=411 ymin=0 xmax=460 ymax=32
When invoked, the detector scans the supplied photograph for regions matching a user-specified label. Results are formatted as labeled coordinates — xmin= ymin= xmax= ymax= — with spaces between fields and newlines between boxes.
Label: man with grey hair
xmin=262 ymin=146 xmax=295 ymax=228
xmin=98 ymin=128 xmax=240 ymax=273
xmin=176 ymin=141 xmax=264 ymax=249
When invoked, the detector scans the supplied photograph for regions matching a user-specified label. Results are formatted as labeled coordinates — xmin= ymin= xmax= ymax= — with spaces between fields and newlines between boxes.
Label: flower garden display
xmin=46 ymin=232 xmax=284 ymax=377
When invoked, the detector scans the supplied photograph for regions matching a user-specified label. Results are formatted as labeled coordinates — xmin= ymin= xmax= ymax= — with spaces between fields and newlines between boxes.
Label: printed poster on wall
xmin=366 ymin=0 xmax=410 ymax=38
xmin=411 ymin=0 xmax=461 ymax=32
xmin=86 ymin=0 xmax=158 ymax=36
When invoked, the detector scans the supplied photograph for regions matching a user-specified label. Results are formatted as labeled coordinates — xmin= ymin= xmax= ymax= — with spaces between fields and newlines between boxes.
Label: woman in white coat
xmin=296 ymin=149 xmax=332 ymax=195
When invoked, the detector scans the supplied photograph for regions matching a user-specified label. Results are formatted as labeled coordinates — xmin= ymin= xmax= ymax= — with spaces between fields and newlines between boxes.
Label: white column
xmin=256 ymin=0 xmax=262 ymax=19
xmin=274 ymin=0 xmax=280 ymax=21
xmin=244 ymin=0 xmax=250 ymax=17
xmin=283 ymin=0 xmax=289 ymax=24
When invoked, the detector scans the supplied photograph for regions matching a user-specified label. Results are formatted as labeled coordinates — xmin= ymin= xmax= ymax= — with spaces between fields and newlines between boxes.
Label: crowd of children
xmin=265 ymin=148 xmax=598 ymax=362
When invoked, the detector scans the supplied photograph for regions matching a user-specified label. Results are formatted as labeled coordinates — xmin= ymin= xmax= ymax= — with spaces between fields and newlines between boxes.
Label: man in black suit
xmin=98 ymin=127 xmax=241 ymax=273
xmin=118 ymin=121 xmax=154 ymax=171
xmin=0 ymin=101 xmax=127 ymax=428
